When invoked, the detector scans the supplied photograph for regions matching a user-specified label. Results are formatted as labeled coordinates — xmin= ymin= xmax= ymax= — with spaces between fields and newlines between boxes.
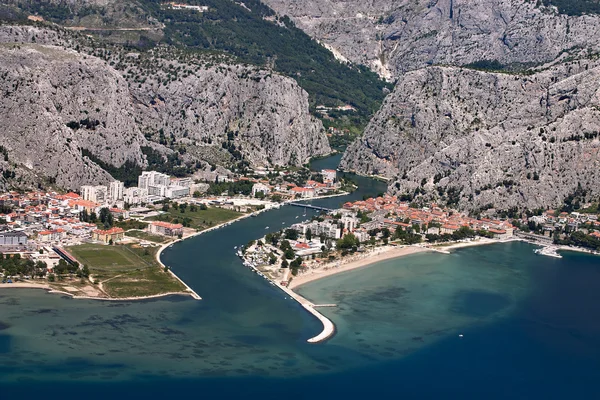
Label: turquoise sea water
xmin=1 ymin=155 xmax=600 ymax=398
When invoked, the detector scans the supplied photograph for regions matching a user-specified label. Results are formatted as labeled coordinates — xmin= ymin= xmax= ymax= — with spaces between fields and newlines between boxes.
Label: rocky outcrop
xmin=341 ymin=60 xmax=600 ymax=210
xmin=0 ymin=43 xmax=145 ymax=189
xmin=0 ymin=25 xmax=330 ymax=189
xmin=262 ymin=0 xmax=600 ymax=80
xmin=129 ymin=58 xmax=330 ymax=167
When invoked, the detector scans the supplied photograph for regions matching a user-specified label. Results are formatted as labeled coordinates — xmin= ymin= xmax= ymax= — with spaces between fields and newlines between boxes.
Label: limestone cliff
xmin=0 ymin=25 xmax=330 ymax=190
xmin=262 ymin=0 xmax=600 ymax=80
xmin=0 ymin=43 xmax=145 ymax=189
xmin=341 ymin=60 xmax=600 ymax=210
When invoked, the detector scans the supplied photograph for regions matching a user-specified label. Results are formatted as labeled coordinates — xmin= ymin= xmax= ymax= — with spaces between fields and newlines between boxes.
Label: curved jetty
xmin=279 ymin=285 xmax=335 ymax=343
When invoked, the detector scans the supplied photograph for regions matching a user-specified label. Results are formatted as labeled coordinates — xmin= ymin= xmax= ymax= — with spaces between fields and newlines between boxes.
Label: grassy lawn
xmin=125 ymin=230 xmax=171 ymax=243
xmin=102 ymin=268 xmax=185 ymax=298
xmin=146 ymin=206 xmax=243 ymax=231
xmin=66 ymin=243 xmax=185 ymax=298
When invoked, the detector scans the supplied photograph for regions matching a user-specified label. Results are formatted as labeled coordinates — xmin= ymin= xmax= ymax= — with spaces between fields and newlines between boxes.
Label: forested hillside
xmin=4 ymin=0 xmax=391 ymax=135
xmin=542 ymin=0 xmax=600 ymax=15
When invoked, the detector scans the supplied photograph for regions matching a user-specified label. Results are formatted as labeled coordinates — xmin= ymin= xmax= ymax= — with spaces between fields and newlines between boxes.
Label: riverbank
xmin=0 ymin=281 xmax=198 ymax=302
xmin=289 ymin=245 xmax=431 ymax=289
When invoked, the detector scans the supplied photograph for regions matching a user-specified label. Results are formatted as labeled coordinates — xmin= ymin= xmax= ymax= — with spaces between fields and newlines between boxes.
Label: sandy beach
xmin=427 ymin=238 xmax=504 ymax=253
xmin=289 ymin=245 xmax=431 ymax=289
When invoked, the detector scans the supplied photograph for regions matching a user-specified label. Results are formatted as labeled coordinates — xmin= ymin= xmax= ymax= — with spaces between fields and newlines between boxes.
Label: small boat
xmin=295 ymin=216 xmax=299 ymax=219
xmin=233 ymin=246 xmax=237 ymax=249
xmin=265 ymin=226 xmax=269 ymax=229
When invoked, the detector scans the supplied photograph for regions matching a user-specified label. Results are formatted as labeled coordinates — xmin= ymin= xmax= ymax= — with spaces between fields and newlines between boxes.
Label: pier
xmin=288 ymin=202 xmax=333 ymax=212
xmin=313 ymin=304 xmax=337 ymax=308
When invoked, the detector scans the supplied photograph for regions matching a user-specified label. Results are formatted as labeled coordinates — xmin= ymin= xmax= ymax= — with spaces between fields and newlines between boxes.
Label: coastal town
xmin=240 ymin=194 xmax=600 ymax=288
xmin=0 ymin=165 xmax=347 ymax=299
xmin=0 ymin=156 xmax=598 ymax=303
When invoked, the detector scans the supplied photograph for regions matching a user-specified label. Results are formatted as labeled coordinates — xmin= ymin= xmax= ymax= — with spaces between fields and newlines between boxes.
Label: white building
xmin=321 ymin=169 xmax=337 ymax=183
xmin=109 ymin=181 xmax=124 ymax=202
xmin=80 ymin=185 xmax=108 ymax=203
xmin=166 ymin=186 xmax=190 ymax=199
xmin=138 ymin=171 xmax=170 ymax=190
xmin=123 ymin=187 xmax=148 ymax=205
xmin=252 ymin=183 xmax=271 ymax=197
xmin=171 ymin=177 xmax=192 ymax=187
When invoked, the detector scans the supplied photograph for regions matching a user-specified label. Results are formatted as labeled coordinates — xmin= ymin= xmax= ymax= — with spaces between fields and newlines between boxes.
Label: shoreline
xmin=0 ymin=282 xmax=197 ymax=302
xmin=289 ymin=245 xmax=431 ymax=290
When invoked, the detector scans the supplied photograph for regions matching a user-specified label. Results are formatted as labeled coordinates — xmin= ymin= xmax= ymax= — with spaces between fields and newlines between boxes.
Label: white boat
xmin=265 ymin=226 xmax=269 ymax=229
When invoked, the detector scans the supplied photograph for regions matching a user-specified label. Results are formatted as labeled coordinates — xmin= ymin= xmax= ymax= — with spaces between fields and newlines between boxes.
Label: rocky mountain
xmin=261 ymin=0 xmax=600 ymax=209
xmin=341 ymin=58 xmax=600 ymax=210
xmin=0 ymin=25 xmax=330 ymax=190
xmin=0 ymin=42 xmax=144 ymax=190
xmin=262 ymin=0 xmax=600 ymax=80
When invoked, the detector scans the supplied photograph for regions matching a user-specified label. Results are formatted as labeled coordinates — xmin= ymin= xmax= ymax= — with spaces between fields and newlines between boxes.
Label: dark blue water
xmin=1 ymin=155 xmax=600 ymax=399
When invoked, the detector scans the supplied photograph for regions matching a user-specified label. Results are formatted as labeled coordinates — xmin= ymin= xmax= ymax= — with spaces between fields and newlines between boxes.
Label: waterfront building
xmin=321 ymin=169 xmax=337 ymax=183
xmin=149 ymin=221 xmax=184 ymax=237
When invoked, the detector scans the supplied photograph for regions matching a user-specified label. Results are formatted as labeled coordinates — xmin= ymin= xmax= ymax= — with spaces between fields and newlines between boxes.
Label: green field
xmin=125 ymin=230 xmax=171 ymax=243
xmin=66 ymin=243 xmax=185 ymax=298
xmin=147 ymin=206 xmax=242 ymax=231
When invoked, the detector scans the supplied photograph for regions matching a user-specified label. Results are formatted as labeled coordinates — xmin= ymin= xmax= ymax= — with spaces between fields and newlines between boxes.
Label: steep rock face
xmin=341 ymin=61 xmax=600 ymax=210
xmin=0 ymin=25 xmax=330 ymax=189
xmin=0 ymin=43 xmax=145 ymax=189
xmin=262 ymin=0 xmax=600 ymax=79
xmin=130 ymin=62 xmax=330 ymax=167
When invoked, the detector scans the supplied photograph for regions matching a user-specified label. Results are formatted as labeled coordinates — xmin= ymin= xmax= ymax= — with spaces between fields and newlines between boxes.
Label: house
xmin=489 ymin=228 xmax=510 ymax=239
xmin=109 ymin=208 xmax=130 ymax=220
xmin=440 ymin=224 xmax=460 ymax=235
xmin=69 ymin=199 xmax=100 ymax=213
xmin=92 ymin=227 xmax=125 ymax=244
xmin=37 ymin=229 xmax=66 ymax=243
xmin=291 ymin=187 xmax=315 ymax=199
xmin=321 ymin=169 xmax=337 ymax=183
xmin=149 ymin=221 xmax=184 ymax=237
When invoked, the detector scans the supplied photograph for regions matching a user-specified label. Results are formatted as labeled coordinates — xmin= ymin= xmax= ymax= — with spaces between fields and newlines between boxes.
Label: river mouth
xmin=1 ymin=155 xmax=600 ymax=398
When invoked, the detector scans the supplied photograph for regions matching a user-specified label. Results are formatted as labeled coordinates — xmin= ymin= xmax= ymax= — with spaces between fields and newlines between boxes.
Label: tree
xmin=306 ymin=228 xmax=312 ymax=241
xmin=337 ymin=233 xmax=360 ymax=251
xmin=109 ymin=239 xmax=114 ymax=245
xmin=99 ymin=207 xmax=114 ymax=227
xmin=284 ymin=229 xmax=299 ymax=240
xmin=284 ymin=248 xmax=295 ymax=260
xmin=281 ymin=259 xmax=289 ymax=268
xmin=90 ymin=211 xmax=97 ymax=222
xmin=55 ymin=259 xmax=68 ymax=275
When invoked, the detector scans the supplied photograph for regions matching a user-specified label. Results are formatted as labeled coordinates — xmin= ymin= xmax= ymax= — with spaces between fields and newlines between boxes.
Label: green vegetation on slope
xmin=541 ymin=0 xmax=600 ymax=16
xmin=10 ymin=0 xmax=391 ymax=131
xmin=143 ymin=0 xmax=391 ymax=125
